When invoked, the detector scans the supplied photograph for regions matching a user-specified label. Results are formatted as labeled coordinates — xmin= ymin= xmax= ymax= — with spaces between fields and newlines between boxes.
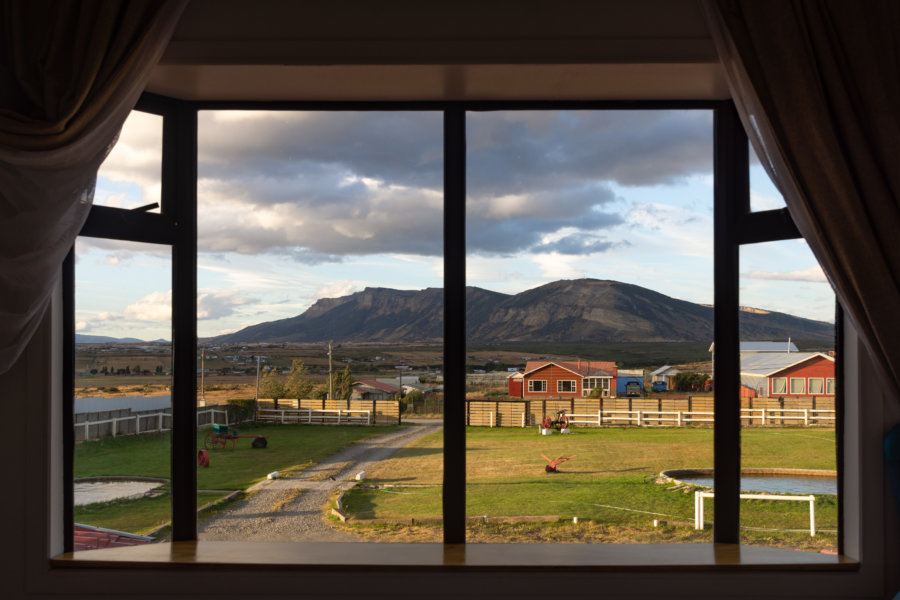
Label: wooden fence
xmin=257 ymin=398 xmax=401 ymax=426
xmin=465 ymin=396 xmax=836 ymax=428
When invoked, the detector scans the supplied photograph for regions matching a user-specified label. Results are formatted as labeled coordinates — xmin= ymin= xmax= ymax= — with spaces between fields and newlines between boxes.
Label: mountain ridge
xmin=209 ymin=278 xmax=833 ymax=344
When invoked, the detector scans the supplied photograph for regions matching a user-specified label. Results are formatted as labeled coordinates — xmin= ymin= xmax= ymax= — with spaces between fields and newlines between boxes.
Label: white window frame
xmin=771 ymin=377 xmax=787 ymax=395
xmin=808 ymin=377 xmax=825 ymax=395
xmin=826 ymin=377 xmax=836 ymax=395
xmin=557 ymin=380 xmax=576 ymax=393
xmin=790 ymin=377 xmax=806 ymax=394
xmin=528 ymin=379 xmax=547 ymax=392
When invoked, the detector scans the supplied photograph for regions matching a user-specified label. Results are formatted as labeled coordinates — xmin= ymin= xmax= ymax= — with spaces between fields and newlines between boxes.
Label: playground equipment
xmin=204 ymin=424 xmax=268 ymax=450
xmin=542 ymin=453 xmax=576 ymax=473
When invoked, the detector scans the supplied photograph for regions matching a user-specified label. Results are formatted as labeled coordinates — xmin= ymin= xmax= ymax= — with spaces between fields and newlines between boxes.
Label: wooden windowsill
xmin=52 ymin=542 xmax=858 ymax=572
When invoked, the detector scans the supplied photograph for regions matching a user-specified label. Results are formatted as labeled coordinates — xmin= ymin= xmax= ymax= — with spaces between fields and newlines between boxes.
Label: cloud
xmin=197 ymin=290 xmax=261 ymax=320
xmin=124 ymin=290 xmax=172 ymax=322
xmin=743 ymin=266 xmax=828 ymax=283
xmin=315 ymin=280 xmax=362 ymax=300
xmin=189 ymin=109 xmax=712 ymax=260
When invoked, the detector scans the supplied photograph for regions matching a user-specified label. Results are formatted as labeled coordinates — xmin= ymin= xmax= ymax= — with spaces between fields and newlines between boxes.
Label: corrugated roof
xmin=650 ymin=365 xmax=679 ymax=376
xmin=739 ymin=352 xmax=833 ymax=376
xmin=352 ymin=379 xmax=400 ymax=394
xmin=708 ymin=341 xmax=800 ymax=353
xmin=524 ymin=360 xmax=616 ymax=378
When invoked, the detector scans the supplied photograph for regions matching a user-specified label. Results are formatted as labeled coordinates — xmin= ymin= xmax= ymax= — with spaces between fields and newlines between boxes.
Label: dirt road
xmin=198 ymin=422 xmax=441 ymax=542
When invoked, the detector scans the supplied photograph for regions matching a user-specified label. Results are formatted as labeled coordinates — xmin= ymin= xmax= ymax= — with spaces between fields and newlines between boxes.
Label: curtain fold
xmin=703 ymin=0 xmax=900 ymax=401
xmin=0 ymin=0 xmax=187 ymax=375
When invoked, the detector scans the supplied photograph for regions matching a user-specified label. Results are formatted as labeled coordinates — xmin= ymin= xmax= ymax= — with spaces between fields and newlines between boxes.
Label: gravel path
xmin=198 ymin=422 xmax=441 ymax=542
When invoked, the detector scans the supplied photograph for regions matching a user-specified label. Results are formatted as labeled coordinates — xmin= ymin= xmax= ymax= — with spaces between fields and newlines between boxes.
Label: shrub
xmin=226 ymin=398 xmax=256 ymax=423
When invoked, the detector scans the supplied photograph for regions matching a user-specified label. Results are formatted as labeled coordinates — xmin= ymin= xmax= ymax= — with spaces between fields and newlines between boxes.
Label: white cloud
xmin=743 ymin=266 xmax=828 ymax=283
xmin=314 ymin=280 xmax=362 ymax=301
xmin=197 ymin=289 xmax=260 ymax=320
xmin=124 ymin=290 xmax=172 ymax=322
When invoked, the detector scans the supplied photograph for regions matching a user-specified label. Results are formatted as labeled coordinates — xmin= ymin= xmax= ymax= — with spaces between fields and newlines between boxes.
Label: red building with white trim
xmin=508 ymin=360 xmax=617 ymax=399
xmin=739 ymin=352 xmax=835 ymax=398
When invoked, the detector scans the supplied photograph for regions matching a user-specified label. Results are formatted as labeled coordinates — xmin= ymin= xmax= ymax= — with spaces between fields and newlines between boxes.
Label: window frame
xmin=771 ymin=377 xmax=787 ymax=395
xmin=790 ymin=377 xmax=806 ymax=395
xmin=528 ymin=380 xmax=547 ymax=393
xmin=62 ymin=95 xmax=839 ymax=556
xmin=557 ymin=380 xmax=576 ymax=393
xmin=808 ymin=377 xmax=825 ymax=395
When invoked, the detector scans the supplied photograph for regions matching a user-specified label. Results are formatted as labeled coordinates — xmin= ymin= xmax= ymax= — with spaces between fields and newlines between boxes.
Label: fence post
xmin=598 ymin=409 xmax=602 ymax=426
xmin=158 ymin=413 xmax=162 ymax=433
xmin=490 ymin=412 xmax=494 ymax=428
xmin=338 ymin=410 xmax=342 ymax=425
xmin=761 ymin=408 xmax=766 ymax=425
xmin=637 ymin=410 xmax=643 ymax=427
xmin=112 ymin=417 xmax=118 ymax=437
xmin=677 ymin=411 xmax=682 ymax=427
xmin=694 ymin=491 xmax=702 ymax=529
xmin=809 ymin=496 xmax=816 ymax=536
xmin=522 ymin=412 xmax=525 ymax=428
xmin=804 ymin=409 xmax=809 ymax=427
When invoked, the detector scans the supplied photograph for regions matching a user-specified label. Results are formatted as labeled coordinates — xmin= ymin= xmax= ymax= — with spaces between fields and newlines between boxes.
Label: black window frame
xmin=63 ymin=96 xmax=839 ymax=554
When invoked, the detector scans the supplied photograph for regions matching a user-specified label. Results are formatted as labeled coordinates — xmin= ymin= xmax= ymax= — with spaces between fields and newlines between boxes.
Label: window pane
xmin=196 ymin=110 xmax=443 ymax=544
xmin=465 ymin=109 xmax=714 ymax=544
xmin=95 ymin=111 xmax=162 ymax=212
xmin=749 ymin=143 xmax=787 ymax=212
xmin=74 ymin=238 xmax=172 ymax=546
xmin=740 ymin=239 xmax=837 ymax=553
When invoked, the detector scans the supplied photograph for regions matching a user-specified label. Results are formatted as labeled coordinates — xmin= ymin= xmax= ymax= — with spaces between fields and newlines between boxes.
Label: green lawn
xmin=342 ymin=426 xmax=837 ymax=550
xmin=74 ymin=423 xmax=403 ymax=534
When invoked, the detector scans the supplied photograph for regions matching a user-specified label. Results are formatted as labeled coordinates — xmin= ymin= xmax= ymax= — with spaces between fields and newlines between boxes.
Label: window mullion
xmin=443 ymin=108 xmax=466 ymax=544
xmin=713 ymin=102 xmax=748 ymax=544
xmin=169 ymin=103 xmax=199 ymax=541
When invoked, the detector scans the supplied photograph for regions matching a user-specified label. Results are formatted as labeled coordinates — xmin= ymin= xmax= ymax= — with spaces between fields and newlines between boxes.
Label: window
xmin=62 ymin=97 xmax=841 ymax=562
xmin=809 ymin=378 xmax=825 ymax=394
xmin=826 ymin=377 xmax=835 ymax=394
xmin=790 ymin=377 xmax=806 ymax=394
xmin=557 ymin=380 xmax=576 ymax=393
xmin=528 ymin=380 xmax=547 ymax=392
xmin=772 ymin=377 xmax=787 ymax=394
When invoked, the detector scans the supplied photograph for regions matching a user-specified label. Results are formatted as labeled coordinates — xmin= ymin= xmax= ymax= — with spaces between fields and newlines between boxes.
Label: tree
xmin=285 ymin=359 xmax=314 ymax=400
xmin=672 ymin=372 xmax=708 ymax=392
xmin=330 ymin=363 xmax=353 ymax=400
xmin=259 ymin=366 xmax=287 ymax=402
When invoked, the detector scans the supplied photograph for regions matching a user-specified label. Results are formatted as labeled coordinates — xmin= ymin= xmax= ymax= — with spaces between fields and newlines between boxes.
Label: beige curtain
xmin=704 ymin=0 xmax=900 ymax=400
xmin=0 ymin=0 xmax=187 ymax=375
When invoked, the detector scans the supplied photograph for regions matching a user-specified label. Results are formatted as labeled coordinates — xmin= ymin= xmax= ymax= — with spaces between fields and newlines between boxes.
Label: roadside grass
xmin=74 ymin=490 xmax=226 ymax=535
xmin=341 ymin=426 xmax=837 ymax=551
xmin=73 ymin=423 xmax=402 ymax=534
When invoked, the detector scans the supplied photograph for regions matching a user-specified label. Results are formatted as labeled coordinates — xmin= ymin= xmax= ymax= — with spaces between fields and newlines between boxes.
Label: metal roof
xmin=523 ymin=360 xmax=615 ymax=378
xmin=708 ymin=340 xmax=800 ymax=353
xmin=739 ymin=352 xmax=833 ymax=377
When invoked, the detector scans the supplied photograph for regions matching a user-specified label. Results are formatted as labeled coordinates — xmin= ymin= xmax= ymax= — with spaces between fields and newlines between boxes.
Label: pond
xmin=74 ymin=478 xmax=166 ymax=505
xmin=662 ymin=469 xmax=837 ymax=495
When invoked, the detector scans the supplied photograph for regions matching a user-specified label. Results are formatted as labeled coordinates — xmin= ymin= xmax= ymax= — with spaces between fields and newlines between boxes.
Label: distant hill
xmin=75 ymin=335 xmax=170 ymax=344
xmin=209 ymin=279 xmax=834 ymax=344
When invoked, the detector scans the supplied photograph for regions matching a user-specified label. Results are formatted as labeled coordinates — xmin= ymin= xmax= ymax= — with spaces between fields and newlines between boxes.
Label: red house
xmin=509 ymin=360 xmax=617 ymax=399
xmin=739 ymin=352 xmax=835 ymax=398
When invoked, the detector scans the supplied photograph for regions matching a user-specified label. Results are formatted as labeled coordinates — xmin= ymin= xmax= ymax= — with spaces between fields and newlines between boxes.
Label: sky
xmin=75 ymin=109 xmax=834 ymax=341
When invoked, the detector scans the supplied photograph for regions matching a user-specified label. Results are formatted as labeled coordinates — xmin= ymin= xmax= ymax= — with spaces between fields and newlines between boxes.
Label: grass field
xmin=340 ymin=426 xmax=837 ymax=551
xmin=73 ymin=423 xmax=403 ymax=534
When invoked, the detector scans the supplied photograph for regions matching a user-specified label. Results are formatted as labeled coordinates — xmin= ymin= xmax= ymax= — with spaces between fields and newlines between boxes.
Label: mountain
xmin=209 ymin=279 xmax=834 ymax=344
xmin=75 ymin=334 xmax=147 ymax=344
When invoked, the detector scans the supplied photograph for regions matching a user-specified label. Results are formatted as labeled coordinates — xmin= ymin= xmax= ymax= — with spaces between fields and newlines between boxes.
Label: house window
xmin=557 ymin=380 xmax=576 ymax=393
xmin=826 ymin=377 xmax=835 ymax=394
xmin=790 ymin=377 xmax=806 ymax=394
xmin=62 ymin=98 xmax=840 ymax=559
xmin=808 ymin=378 xmax=824 ymax=394
xmin=772 ymin=377 xmax=787 ymax=395
xmin=528 ymin=380 xmax=547 ymax=392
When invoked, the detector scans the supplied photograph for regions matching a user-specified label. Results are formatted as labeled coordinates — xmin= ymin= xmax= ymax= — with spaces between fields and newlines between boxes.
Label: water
xmin=678 ymin=475 xmax=836 ymax=495
xmin=74 ymin=481 xmax=163 ymax=505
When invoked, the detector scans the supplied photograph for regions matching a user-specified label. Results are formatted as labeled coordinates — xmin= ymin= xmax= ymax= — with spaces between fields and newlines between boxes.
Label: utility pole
xmin=255 ymin=354 xmax=261 ymax=421
xmin=328 ymin=341 xmax=333 ymax=401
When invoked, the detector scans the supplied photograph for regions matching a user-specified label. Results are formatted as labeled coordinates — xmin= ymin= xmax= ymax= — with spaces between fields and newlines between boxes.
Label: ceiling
xmin=146 ymin=0 xmax=728 ymax=101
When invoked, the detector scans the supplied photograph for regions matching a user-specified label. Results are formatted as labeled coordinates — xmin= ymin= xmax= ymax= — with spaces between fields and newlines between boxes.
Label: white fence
xmin=75 ymin=408 xmax=228 ymax=441
xmin=257 ymin=407 xmax=373 ymax=426
xmin=694 ymin=490 xmax=817 ymax=535
xmin=563 ymin=408 xmax=834 ymax=428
